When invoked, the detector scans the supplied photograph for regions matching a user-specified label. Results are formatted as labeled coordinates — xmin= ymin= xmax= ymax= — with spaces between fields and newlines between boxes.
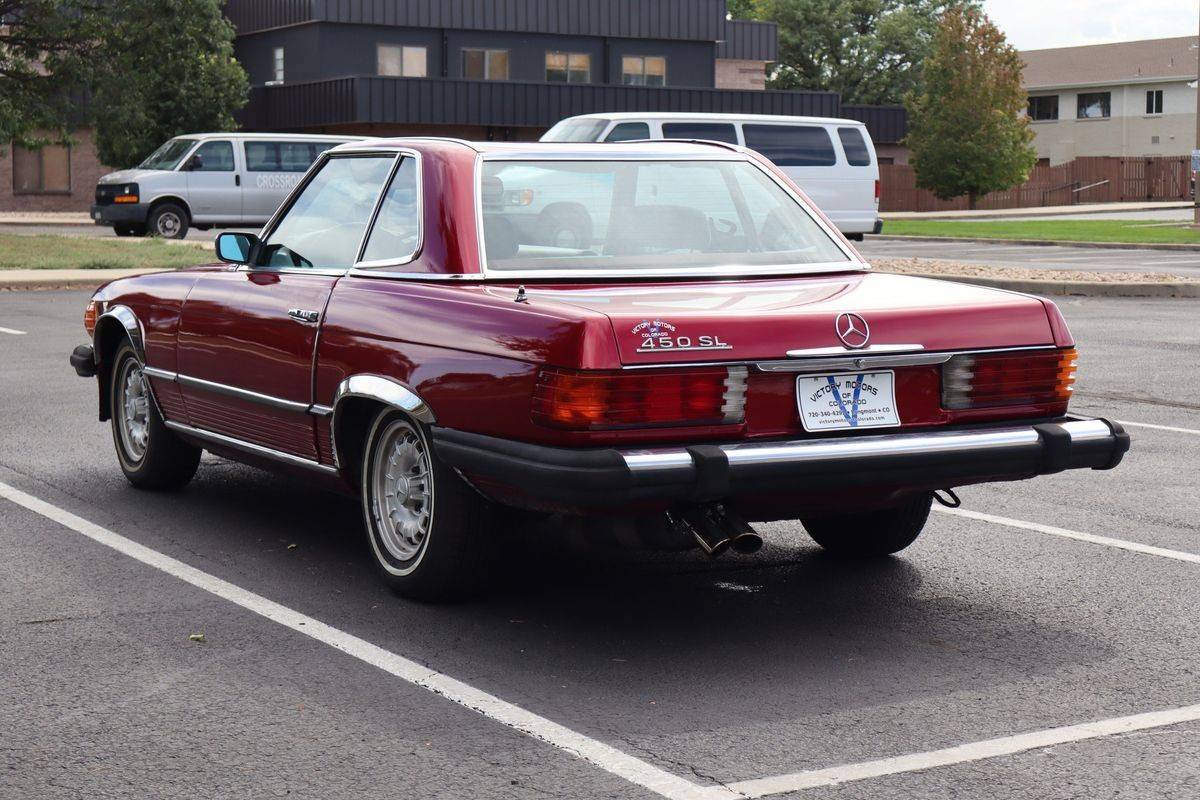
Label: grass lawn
xmin=0 ymin=234 xmax=214 ymax=270
xmin=884 ymin=219 xmax=1200 ymax=245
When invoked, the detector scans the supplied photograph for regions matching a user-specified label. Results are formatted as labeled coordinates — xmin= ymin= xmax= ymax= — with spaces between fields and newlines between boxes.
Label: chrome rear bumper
xmin=431 ymin=416 xmax=1129 ymax=513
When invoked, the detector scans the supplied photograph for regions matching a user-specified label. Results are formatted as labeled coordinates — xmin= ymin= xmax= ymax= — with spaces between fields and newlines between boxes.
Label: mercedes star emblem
xmin=835 ymin=312 xmax=871 ymax=350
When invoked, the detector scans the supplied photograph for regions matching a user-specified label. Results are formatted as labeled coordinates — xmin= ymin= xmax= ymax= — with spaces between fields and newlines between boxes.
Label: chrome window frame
xmin=351 ymin=149 xmax=425 ymax=270
xmin=472 ymin=152 xmax=865 ymax=281
xmin=240 ymin=149 xmax=405 ymax=278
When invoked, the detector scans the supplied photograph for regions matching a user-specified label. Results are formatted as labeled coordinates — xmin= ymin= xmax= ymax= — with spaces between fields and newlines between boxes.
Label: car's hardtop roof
xmin=561 ymin=111 xmax=865 ymax=126
xmin=331 ymin=137 xmax=749 ymax=158
xmin=172 ymin=132 xmax=365 ymax=142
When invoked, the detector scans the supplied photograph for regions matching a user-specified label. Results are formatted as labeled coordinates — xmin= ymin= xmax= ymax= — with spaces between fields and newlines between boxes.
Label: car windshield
xmin=540 ymin=119 xmax=609 ymax=142
xmin=480 ymin=159 xmax=851 ymax=274
xmin=138 ymin=138 xmax=198 ymax=170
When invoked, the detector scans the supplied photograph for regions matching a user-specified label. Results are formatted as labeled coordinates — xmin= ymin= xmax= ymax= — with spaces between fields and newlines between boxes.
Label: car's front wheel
xmin=802 ymin=492 xmax=932 ymax=557
xmin=361 ymin=410 xmax=495 ymax=600
xmin=109 ymin=341 xmax=201 ymax=489
xmin=148 ymin=203 xmax=189 ymax=239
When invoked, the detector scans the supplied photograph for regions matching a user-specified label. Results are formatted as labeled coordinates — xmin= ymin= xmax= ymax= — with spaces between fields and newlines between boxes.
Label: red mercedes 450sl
xmin=70 ymin=138 xmax=1128 ymax=599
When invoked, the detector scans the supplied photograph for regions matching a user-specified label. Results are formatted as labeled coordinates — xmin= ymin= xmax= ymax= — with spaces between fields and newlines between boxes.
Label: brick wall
xmin=714 ymin=59 xmax=766 ymax=91
xmin=0 ymin=128 xmax=113 ymax=213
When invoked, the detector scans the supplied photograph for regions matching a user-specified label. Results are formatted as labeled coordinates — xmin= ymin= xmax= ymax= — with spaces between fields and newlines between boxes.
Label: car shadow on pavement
xmin=135 ymin=458 xmax=1119 ymax=731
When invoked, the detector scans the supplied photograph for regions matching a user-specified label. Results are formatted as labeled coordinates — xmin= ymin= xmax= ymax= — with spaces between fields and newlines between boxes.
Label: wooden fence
xmin=880 ymin=156 xmax=1190 ymax=212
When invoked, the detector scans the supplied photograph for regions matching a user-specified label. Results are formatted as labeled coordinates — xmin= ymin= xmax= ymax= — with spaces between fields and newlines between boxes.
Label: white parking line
xmin=727 ymin=703 xmax=1200 ymax=798
xmin=0 ymin=326 xmax=26 ymax=335
xmin=0 ymin=480 xmax=728 ymax=800
xmin=936 ymin=506 xmax=1200 ymax=565
xmin=1118 ymin=419 xmax=1200 ymax=436
xmin=8 ymin=477 xmax=1200 ymax=799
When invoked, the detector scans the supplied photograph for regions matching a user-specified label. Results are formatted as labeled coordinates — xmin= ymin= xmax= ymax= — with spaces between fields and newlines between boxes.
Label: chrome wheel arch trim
xmin=328 ymin=374 xmax=437 ymax=469
xmin=94 ymin=305 xmax=147 ymax=364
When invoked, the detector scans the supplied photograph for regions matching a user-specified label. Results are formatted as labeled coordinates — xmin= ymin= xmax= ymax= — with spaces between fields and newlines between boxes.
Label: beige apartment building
xmin=1021 ymin=36 xmax=1197 ymax=164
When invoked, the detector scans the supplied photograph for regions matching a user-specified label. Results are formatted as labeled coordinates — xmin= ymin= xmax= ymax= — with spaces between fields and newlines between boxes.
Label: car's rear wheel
xmin=148 ymin=203 xmax=189 ymax=239
xmin=802 ymin=492 xmax=932 ymax=557
xmin=109 ymin=341 xmax=201 ymax=489
xmin=361 ymin=409 xmax=495 ymax=600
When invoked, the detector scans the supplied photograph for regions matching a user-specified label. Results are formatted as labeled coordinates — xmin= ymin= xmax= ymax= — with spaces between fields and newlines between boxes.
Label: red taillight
xmin=532 ymin=366 xmax=748 ymax=430
xmin=874 ymin=179 xmax=881 ymax=201
xmin=83 ymin=300 xmax=98 ymax=336
xmin=942 ymin=347 xmax=1077 ymax=410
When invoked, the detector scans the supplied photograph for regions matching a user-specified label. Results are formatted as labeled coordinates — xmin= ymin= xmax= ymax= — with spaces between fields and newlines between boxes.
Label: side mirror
xmin=184 ymin=154 xmax=203 ymax=171
xmin=216 ymin=231 xmax=258 ymax=264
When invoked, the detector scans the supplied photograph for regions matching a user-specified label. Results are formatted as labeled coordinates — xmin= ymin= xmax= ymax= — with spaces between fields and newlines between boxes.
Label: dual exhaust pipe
xmin=670 ymin=505 xmax=763 ymax=558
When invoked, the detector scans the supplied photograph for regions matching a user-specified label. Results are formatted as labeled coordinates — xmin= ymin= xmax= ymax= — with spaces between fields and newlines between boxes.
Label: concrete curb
xmin=0 ymin=269 xmax=172 ymax=293
xmin=880 ymin=202 xmax=1191 ymax=221
xmin=871 ymin=234 xmax=1200 ymax=252
xmin=901 ymin=271 xmax=1200 ymax=298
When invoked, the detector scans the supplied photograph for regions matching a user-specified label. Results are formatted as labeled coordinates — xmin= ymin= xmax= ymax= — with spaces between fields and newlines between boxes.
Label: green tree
xmin=0 ymin=0 xmax=106 ymax=150
xmin=743 ymin=0 xmax=978 ymax=105
xmin=904 ymin=6 xmax=1036 ymax=208
xmin=91 ymin=0 xmax=247 ymax=167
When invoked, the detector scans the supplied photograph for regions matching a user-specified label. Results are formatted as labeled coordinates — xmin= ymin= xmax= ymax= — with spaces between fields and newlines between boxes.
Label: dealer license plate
xmin=796 ymin=371 xmax=900 ymax=432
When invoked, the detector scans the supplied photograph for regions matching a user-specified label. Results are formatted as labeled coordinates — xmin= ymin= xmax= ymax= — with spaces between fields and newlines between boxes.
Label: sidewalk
xmin=0 ymin=212 xmax=94 ymax=225
xmin=882 ymin=200 xmax=1191 ymax=221
xmin=0 ymin=268 xmax=169 ymax=291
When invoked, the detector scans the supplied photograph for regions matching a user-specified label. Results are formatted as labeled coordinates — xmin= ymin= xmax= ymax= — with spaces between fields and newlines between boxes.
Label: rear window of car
xmin=837 ymin=127 xmax=872 ymax=167
xmin=479 ymin=158 xmax=849 ymax=275
xmin=742 ymin=125 xmax=837 ymax=167
xmin=661 ymin=122 xmax=739 ymax=144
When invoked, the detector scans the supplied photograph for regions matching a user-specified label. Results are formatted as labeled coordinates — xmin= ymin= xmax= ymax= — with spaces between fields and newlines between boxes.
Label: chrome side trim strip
xmin=144 ymin=368 xmax=323 ymax=415
xmin=621 ymin=419 xmax=1110 ymax=473
xmin=142 ymin=366 xmax=178 ymax=381
xmin=164 ymin=420 xmax=338 ymax=476
xmin=785 ymin=344 xmax=924 ymax=358
xmin=174 ymin=373 xmax=312 ymax=413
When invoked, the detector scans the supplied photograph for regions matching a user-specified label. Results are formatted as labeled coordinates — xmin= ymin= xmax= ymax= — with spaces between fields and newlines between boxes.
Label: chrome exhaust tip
xmin=730 ymin=531 xmax=763 ymax=554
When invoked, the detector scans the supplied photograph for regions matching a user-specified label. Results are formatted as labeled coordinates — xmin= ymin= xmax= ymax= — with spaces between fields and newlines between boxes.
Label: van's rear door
xmin=741 ymin=123 xmax=876 ymax=235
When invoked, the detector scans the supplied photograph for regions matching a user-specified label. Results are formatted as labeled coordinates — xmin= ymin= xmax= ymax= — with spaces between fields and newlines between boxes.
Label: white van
xmin=541 ymin=113 xmax=882 ymax=239
xmin=91 ymin=133 xmax=361 ymax=238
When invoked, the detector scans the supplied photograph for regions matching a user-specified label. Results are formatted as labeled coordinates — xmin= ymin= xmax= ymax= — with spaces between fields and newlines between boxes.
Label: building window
xmin=271 ymin=47 xmax=285 ymax=84
xmin=1027 ymin=95 xmax=1059 ymax=121
xmin=1146 ymin=89 xmax=1164 ymax=115
xmin=546 ymin=51 xmax=590 ymax=83
xmin=1076 ymin=92 xmax=1110 ymax=119
xmin=462 ymin=48 xmax=509 ymax=80
xmin=378 ymin=45 xmax=427 ymax=78
xmin=622 ymin=56 xmax=667 ymax=87
xmin=12 ymin=141 xmax=71 ymax=194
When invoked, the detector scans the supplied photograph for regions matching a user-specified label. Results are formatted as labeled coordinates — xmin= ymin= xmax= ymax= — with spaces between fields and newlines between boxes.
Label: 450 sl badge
xmin=633 ymin=319 xmax=732 ymax=353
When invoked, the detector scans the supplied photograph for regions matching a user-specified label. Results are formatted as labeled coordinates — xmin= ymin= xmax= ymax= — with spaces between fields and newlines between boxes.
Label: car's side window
xmin=256 ymin=155 xmax=395 ymax=271
xmin=191 ymin=141 xmax=235 ymax=171
xmin=605 ymin=122 xmax=650 ymax=142
xmin=359 ymin=157 xmax=420 ymax=264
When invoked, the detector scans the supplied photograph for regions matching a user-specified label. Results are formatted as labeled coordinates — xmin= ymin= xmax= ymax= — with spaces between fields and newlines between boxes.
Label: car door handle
xmin=288 ymin=308 xmax=320 ymax=324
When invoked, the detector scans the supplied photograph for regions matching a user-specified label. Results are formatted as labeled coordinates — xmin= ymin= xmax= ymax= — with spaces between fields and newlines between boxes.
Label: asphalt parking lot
xmin=859 ymin=237 xmax=1200 ymax=278
xmin=1 ymin=290 xmax=1198 ymax=799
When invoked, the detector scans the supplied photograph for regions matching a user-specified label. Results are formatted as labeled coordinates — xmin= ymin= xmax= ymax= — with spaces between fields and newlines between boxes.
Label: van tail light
xmin=83 ymin=300 xmax=98 ymax=336
xmin=533 ymin=366 xmax=748 ymax=430
xmin=942 ymin=347 xmax=1076 ymax=410
xmin=874 ymin=179 xmax=881 ymax=202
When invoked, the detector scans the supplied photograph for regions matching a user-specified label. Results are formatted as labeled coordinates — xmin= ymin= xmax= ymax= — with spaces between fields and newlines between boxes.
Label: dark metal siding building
xmin=227 ymin=0 xmax=906 ymax=144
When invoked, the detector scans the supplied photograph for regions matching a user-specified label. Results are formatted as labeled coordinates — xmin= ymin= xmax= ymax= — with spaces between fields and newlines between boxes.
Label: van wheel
xmin=361 ymin=410 xmax=496 ymax=601
xmin=110 ymin=341 xmax=201 ymax=489
xmin=802 ymin=493 xmax=932 ymax=558
xmin=148 ymin=203 xmax=189 ymax=239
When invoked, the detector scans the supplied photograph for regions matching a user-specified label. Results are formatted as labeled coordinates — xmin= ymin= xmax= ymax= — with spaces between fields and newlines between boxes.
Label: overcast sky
xmin=983 ymin=0 xmax=1197 ymax=50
